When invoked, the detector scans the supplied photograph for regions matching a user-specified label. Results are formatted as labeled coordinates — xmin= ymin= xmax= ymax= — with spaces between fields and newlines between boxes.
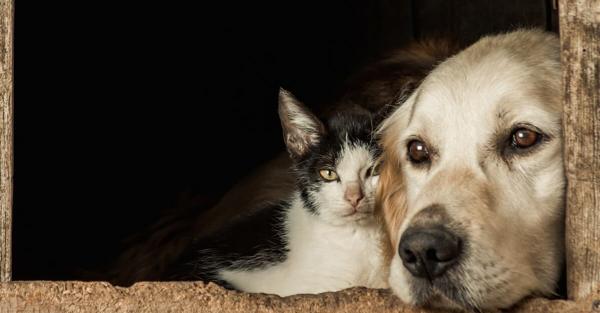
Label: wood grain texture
xmin=559 ymin=0 xmax=600 ymax=301
xmin=0 ymin=282 xmax=597 ymax=313
xmin=0 ymin=0 xmax=13 ymax=283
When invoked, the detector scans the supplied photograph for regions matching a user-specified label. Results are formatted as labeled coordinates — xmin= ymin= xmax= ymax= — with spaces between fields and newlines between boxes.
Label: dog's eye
xmin=511 ymin=128 xmax=540 ymax=149
xmin=407 ymin=140 xmax=430 ymax=163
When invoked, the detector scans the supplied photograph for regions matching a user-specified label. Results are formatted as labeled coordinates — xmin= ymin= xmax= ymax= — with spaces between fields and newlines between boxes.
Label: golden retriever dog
xmin=377 ymin=29 xmax=563 ymax=311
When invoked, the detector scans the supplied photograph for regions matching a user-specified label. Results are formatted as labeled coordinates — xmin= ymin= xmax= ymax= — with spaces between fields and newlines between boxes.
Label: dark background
xmin=13 ymin=1 xmax=556 ymax=280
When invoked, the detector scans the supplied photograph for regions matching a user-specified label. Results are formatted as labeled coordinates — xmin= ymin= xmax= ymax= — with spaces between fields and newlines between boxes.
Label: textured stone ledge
xmin=0 ymin=281 xmax=597 ymax=313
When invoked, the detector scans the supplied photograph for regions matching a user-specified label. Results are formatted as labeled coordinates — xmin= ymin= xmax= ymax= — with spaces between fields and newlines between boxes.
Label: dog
xmin=377 ymin=29 xmax=564 ymax=311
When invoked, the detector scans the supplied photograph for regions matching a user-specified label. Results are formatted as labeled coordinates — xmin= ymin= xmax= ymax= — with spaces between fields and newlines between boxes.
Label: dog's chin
xmin=391 ymin=278 xmax=465 ymax=311
xmin=391 ymin=269 xmax=526 ymax=312
xmin=399 ymin=279 xmax=474 ymax=311
xmin=389 ymin=257 xmax=483 ymax=312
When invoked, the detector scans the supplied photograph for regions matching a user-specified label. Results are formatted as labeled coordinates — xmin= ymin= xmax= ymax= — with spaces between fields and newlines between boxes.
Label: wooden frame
xmin=0 ymin=0 xmax=13 ymax=283
xmin=0 ymin=0 xmax=598 ymax=312
xmin=559 ymin=0 xmax=600 ymax=301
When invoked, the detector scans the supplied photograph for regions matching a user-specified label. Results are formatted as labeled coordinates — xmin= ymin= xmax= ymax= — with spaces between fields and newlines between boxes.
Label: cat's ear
xmin=278 ymin=88 xmax=325 ymax=160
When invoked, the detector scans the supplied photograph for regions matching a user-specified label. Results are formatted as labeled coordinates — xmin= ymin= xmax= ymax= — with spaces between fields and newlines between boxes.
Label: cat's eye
xmin=366 ymin=161 xmax=382 ymax=177
xmin=407 ymin=140 xmax=430 ymax=164
xmin=511 ymin=128 xmax=541 ymax=149
xmin=319 ymin=169 xmax=338 ymax=181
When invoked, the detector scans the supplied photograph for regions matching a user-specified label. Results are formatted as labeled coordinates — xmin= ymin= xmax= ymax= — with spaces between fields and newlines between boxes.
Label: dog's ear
xmin=376 ymin=149 xmax=409 ymax=252
xmin=375 ymin=90 xmax=415 ymax=254
xmin=373 ymin=78 xmax=420 ymax=125
xmin=278 ymin=88 xmax=325 ymax=160
xmin=377 ymin=88 xmax=417 ymax=141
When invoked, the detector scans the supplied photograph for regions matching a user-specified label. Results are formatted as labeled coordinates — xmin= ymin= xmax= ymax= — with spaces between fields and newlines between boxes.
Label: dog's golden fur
xmin=377 ymin=29 xmax=564 ymax=310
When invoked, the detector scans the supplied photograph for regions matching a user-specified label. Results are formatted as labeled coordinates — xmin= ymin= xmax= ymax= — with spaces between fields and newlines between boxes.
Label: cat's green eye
xmin=319 ymin=169 xmax=338 ymax=181
xmin=371 ymin=161 xmax=383 ymax=176
xmin=366 ymin=161 xmax=383 ymax=177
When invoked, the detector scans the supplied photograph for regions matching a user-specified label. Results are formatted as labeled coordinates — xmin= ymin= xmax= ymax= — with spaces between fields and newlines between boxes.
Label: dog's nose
xmin=398 ymin=226 xmax=462 ymax=279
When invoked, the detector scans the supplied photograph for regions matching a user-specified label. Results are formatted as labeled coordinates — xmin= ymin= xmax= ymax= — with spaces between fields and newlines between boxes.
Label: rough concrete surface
xmin=0 ymin=281 xmax=598 ymax=313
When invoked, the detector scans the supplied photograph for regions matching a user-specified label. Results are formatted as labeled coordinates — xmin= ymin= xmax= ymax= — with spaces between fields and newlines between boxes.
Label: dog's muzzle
xmin=398 ymin=205 xmax=464 ymax=280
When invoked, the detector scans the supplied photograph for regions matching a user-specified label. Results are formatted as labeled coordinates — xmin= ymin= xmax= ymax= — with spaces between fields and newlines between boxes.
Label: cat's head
xmin=278 ymin=88 xmax=382 ymax=226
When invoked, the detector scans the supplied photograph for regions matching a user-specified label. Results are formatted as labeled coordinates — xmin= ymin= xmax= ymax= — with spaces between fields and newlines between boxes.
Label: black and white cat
xmin=167 ymin=88 xmax=388 ymax=296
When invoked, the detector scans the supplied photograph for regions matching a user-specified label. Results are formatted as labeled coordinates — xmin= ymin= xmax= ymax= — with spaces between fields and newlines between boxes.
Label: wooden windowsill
xmin=0 ymin=281 xmax=597 ymax=313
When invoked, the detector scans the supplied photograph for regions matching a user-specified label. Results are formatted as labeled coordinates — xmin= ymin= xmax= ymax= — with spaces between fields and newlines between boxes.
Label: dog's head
xmin=377 ymin=29 xmax=564 ymax=311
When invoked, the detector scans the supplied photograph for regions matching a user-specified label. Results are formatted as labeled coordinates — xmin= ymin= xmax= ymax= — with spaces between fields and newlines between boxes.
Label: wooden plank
xmin=0 ymin=0 xmax=13 ymax=283
xmin=559 ymin=0 xmax=600 ymax=301
xmin=0 ymin=281 xmax=596 ymax=313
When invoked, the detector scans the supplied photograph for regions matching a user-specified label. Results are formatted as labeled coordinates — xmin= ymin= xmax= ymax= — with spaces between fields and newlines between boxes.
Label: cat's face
xmin=299 ymin=139 xmax=380 ymax=226
xmin=278 ymin=88 xmax=381 ymax=226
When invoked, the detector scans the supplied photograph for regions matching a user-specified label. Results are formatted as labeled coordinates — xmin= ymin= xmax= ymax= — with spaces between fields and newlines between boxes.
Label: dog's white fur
xmin=378 ymin=29 xmax=564 ymax=310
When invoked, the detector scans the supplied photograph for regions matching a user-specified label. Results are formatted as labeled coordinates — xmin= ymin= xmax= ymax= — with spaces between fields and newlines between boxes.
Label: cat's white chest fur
xmin=218 ymin=196 xmax=389 ymax=296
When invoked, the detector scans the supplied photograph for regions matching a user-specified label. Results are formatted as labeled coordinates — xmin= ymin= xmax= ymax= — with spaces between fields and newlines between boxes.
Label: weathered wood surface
xmin=559 ymin=0 xmax=600 ymax=301
xmin=0 ymin=282 xmax=597 ymax=313
xmin=0 ymin=0 xmax=13 ymax=283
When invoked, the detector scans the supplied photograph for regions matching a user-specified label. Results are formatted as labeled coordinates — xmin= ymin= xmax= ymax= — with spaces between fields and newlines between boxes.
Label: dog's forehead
xmin=407 ymin=50 xmax=557 ymax=143
xmin=416 ymin=52 xmax=524 ymax=119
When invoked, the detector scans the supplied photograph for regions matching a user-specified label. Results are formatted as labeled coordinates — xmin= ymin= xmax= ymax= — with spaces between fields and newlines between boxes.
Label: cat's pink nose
xmin=344 ymin=183 xmax=364 ymax=207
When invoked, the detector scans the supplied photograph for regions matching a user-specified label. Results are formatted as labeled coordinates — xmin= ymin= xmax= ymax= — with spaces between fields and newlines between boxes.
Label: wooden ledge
xmin=0 ymin=281 xmax=597 ymax=313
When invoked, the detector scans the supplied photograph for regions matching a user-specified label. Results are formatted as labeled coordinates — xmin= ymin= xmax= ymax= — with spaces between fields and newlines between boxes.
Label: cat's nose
xmin=344 ymin=183 xmax=364 ymax=207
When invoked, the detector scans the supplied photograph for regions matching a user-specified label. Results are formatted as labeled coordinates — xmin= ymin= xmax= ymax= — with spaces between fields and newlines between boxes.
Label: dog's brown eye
xmin=408 ymin=140 xmax=430 ymax=163
xmin=512 ymin=128 xmax=540 ymax=149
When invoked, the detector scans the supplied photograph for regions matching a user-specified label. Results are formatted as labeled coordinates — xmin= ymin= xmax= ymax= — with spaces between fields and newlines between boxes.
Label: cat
xmin=109 ymin=39 xmax=460 ymax=287
xmin=165 ymin=88 xmax=388 ymax=296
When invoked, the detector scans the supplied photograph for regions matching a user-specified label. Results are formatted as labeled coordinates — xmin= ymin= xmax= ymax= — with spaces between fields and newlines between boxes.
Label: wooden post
xmin=0 ymin=0 xmax=13 ymax=282
xmin=559 ymin=0 xmax=600 ymax=301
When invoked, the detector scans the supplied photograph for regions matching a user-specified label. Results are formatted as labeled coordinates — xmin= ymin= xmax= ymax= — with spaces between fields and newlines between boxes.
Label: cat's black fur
xmin=166 ymin=200 xmax=289 ymax=286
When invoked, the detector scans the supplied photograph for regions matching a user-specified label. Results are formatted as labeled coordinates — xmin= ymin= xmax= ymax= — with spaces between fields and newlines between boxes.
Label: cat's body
xmin=166 ymin=90 xmax=388 ymax=295
xmin=172 ymin=193 xmax=387 ymax=296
